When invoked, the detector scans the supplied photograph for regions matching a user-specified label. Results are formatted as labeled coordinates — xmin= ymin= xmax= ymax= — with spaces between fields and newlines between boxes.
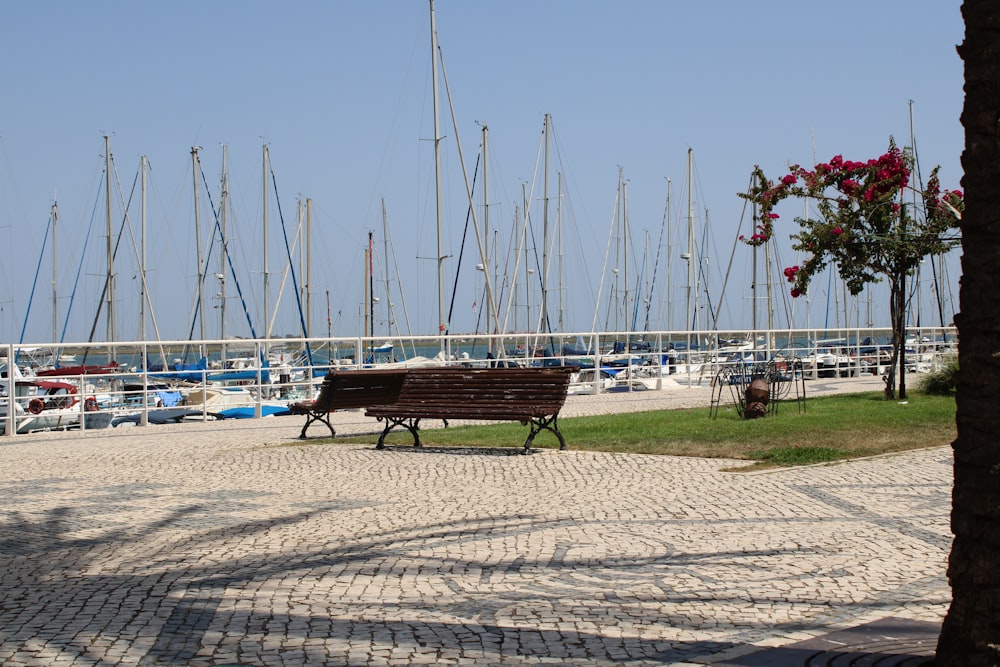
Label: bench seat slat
xmin=365 ymin=366 xmax=576 ymax=451
xmin=367 ymin=401 xmax=566 ymax=416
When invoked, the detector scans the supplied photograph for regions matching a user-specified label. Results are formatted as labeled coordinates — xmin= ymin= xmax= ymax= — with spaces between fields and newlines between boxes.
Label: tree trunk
xmin=883 ymin=275 xmax=905 ymax=400
xmin=936 ymin=1 xmax=1000 ymax=664
xmin=898 ymin=272 xmax=907 ymax=400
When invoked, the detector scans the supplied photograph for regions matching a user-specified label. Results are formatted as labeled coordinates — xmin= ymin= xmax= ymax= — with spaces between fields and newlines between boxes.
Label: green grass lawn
xmin=328 ymin=391 xmax=956 ymax=469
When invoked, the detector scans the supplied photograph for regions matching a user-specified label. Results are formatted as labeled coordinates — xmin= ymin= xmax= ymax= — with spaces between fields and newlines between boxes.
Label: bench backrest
xmin=374 ymin=366 xmax=576 ymax=417
xmin=312 ymin=369 xmax=408 ymax=411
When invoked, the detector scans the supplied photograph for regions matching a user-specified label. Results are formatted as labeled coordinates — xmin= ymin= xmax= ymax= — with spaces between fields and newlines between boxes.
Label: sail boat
xmin=0 ymin=358 xmax=91 ymax=434
xmin=36 ymin=137 xmax=122 ymax=378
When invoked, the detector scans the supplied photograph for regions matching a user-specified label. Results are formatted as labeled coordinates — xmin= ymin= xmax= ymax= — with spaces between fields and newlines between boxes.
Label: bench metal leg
xmin=525 ymin=415 xmax=566 ymax=452
xmin=299 ymin=412 xmax=336 ymax=439
xmin=376 ymin=417 xmax=423 ymax=449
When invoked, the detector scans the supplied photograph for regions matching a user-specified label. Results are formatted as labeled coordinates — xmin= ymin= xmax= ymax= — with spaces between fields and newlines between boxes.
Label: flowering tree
xmin=740 ymin=139 xmax=963 ymax=399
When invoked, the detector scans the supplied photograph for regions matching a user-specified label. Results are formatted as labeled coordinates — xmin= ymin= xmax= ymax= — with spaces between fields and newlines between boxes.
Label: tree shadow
xmin=0 ymin=474 xmax=946 ymax=666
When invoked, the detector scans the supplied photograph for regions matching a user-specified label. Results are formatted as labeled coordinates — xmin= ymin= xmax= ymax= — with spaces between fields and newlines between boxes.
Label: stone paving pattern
xmin=0 ymin=376 xmax=953 ymax=665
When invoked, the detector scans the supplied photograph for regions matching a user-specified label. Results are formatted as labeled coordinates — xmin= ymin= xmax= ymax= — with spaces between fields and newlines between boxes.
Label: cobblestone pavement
xmin=0 ymin=376 xmax=953 ymax=666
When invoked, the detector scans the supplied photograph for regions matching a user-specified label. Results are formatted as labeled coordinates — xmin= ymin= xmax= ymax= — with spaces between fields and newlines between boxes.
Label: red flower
xmin=783 ymin=265 xmax=799 ymax=282
xmin=781 ymin=174 xmax=797 ymax=185
xmin=831 ymin=227 xmax=843 ymax=236
xmin=768 ymin=213 xmax=780 ymax=219
xmin=790 ymin=288 xmax=802 ymax=298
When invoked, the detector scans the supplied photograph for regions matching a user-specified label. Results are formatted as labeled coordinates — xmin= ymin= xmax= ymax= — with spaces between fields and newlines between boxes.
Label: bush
xmin=918 ymin=356 xmax=959 ymax=396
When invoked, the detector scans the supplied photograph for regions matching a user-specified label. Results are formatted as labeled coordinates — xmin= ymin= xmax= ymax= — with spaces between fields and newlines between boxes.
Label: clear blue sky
xmin=1 ymin=1 xmax=965 ymax=345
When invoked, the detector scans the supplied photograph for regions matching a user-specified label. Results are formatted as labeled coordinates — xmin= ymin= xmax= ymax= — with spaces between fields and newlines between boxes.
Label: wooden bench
xmin=364 ymin=366 xmax=577 ymax=452
xmin=288 ymin=368 xmax=407 ymax=438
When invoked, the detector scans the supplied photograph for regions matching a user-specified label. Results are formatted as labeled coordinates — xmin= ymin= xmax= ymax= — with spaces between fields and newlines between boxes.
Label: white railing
xmin=1 ymin=326 xmax=957 ymax=437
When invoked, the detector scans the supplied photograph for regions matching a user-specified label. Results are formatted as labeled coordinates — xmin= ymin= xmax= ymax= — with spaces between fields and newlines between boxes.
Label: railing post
xmin=3 ymin=343 xmax=13 ymax=437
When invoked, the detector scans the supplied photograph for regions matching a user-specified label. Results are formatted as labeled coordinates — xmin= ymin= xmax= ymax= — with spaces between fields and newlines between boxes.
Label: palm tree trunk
xmin=936 ymin=1 xmax=1000 ymax=663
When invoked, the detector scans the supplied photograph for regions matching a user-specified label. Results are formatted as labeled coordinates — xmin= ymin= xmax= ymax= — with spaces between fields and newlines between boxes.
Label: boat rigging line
xmin=16 ymin=209 xmax=52 ymax=360
xmin=267 ymin=158 xmax=315 ymax=367
xmin=192 ymin=156 xmax=261 ymax=351
xmin=443 ymin=153 xmax=480 ymax=339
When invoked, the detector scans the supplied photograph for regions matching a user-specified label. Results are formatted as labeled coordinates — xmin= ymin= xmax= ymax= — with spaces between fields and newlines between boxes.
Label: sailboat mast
xmin=305 ymin=197 xmax=312 ymax=337
xmin=641 ymin=230 xmax=650 ymax=331
xmin=262 ymin=144 xmax=271 ymax=349
xmin=623 ymin=175 xmax=629 ymax=333
xmin=140 ymin=157 xmax=147 ymax=342
xmin=430 ymin=0 xmax=445 ymax=348
xmin=51 ymin=201 xmax=58 ymax=343
xmin=191 ymin=147 xmax=207 ymax=345
xmin=665 ymin=178 xmax=672 ymax=331
xmin=513 ymin=203 xmax=521 ymax=332
xmin=613 ymin=167 xmax=624 ymax=332
xmin=686 ymin=148 xmax=695 ymax=332
xmin=523 ymin=185 xmax=531 ymax=332
xmin=381 ymin=198 xmax=392 ymax=338
xmin=363 ymin=243 xmax=370 ymax=355
xmin=557 ymin=172 xmax=565 ymax=332
xmin=295 ymin=198 xmax=304 ymax=339
xmin=104 ymin=135 xmax=115 ymax=347
xmin=481 ymin=125 xmax=491 ymax=350
xmin=541 ymin=113 xmax=551 ymax=334
xmin=525 ymin=242 xmax=532 ymax=333
xmin=220 ymin=145 xmax=229 ymax=356
xmin=364 ymin=231 xmax=375 ymax=354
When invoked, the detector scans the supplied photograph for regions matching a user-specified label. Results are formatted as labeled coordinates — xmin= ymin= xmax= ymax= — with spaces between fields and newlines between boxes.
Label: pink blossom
xmin=781 ymin=174 xmax=797 ymax=186
xmin=831 ymin=227 xmax=843 ymax=236
xmin=768 ymin=213 xmax=780 ymax=219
